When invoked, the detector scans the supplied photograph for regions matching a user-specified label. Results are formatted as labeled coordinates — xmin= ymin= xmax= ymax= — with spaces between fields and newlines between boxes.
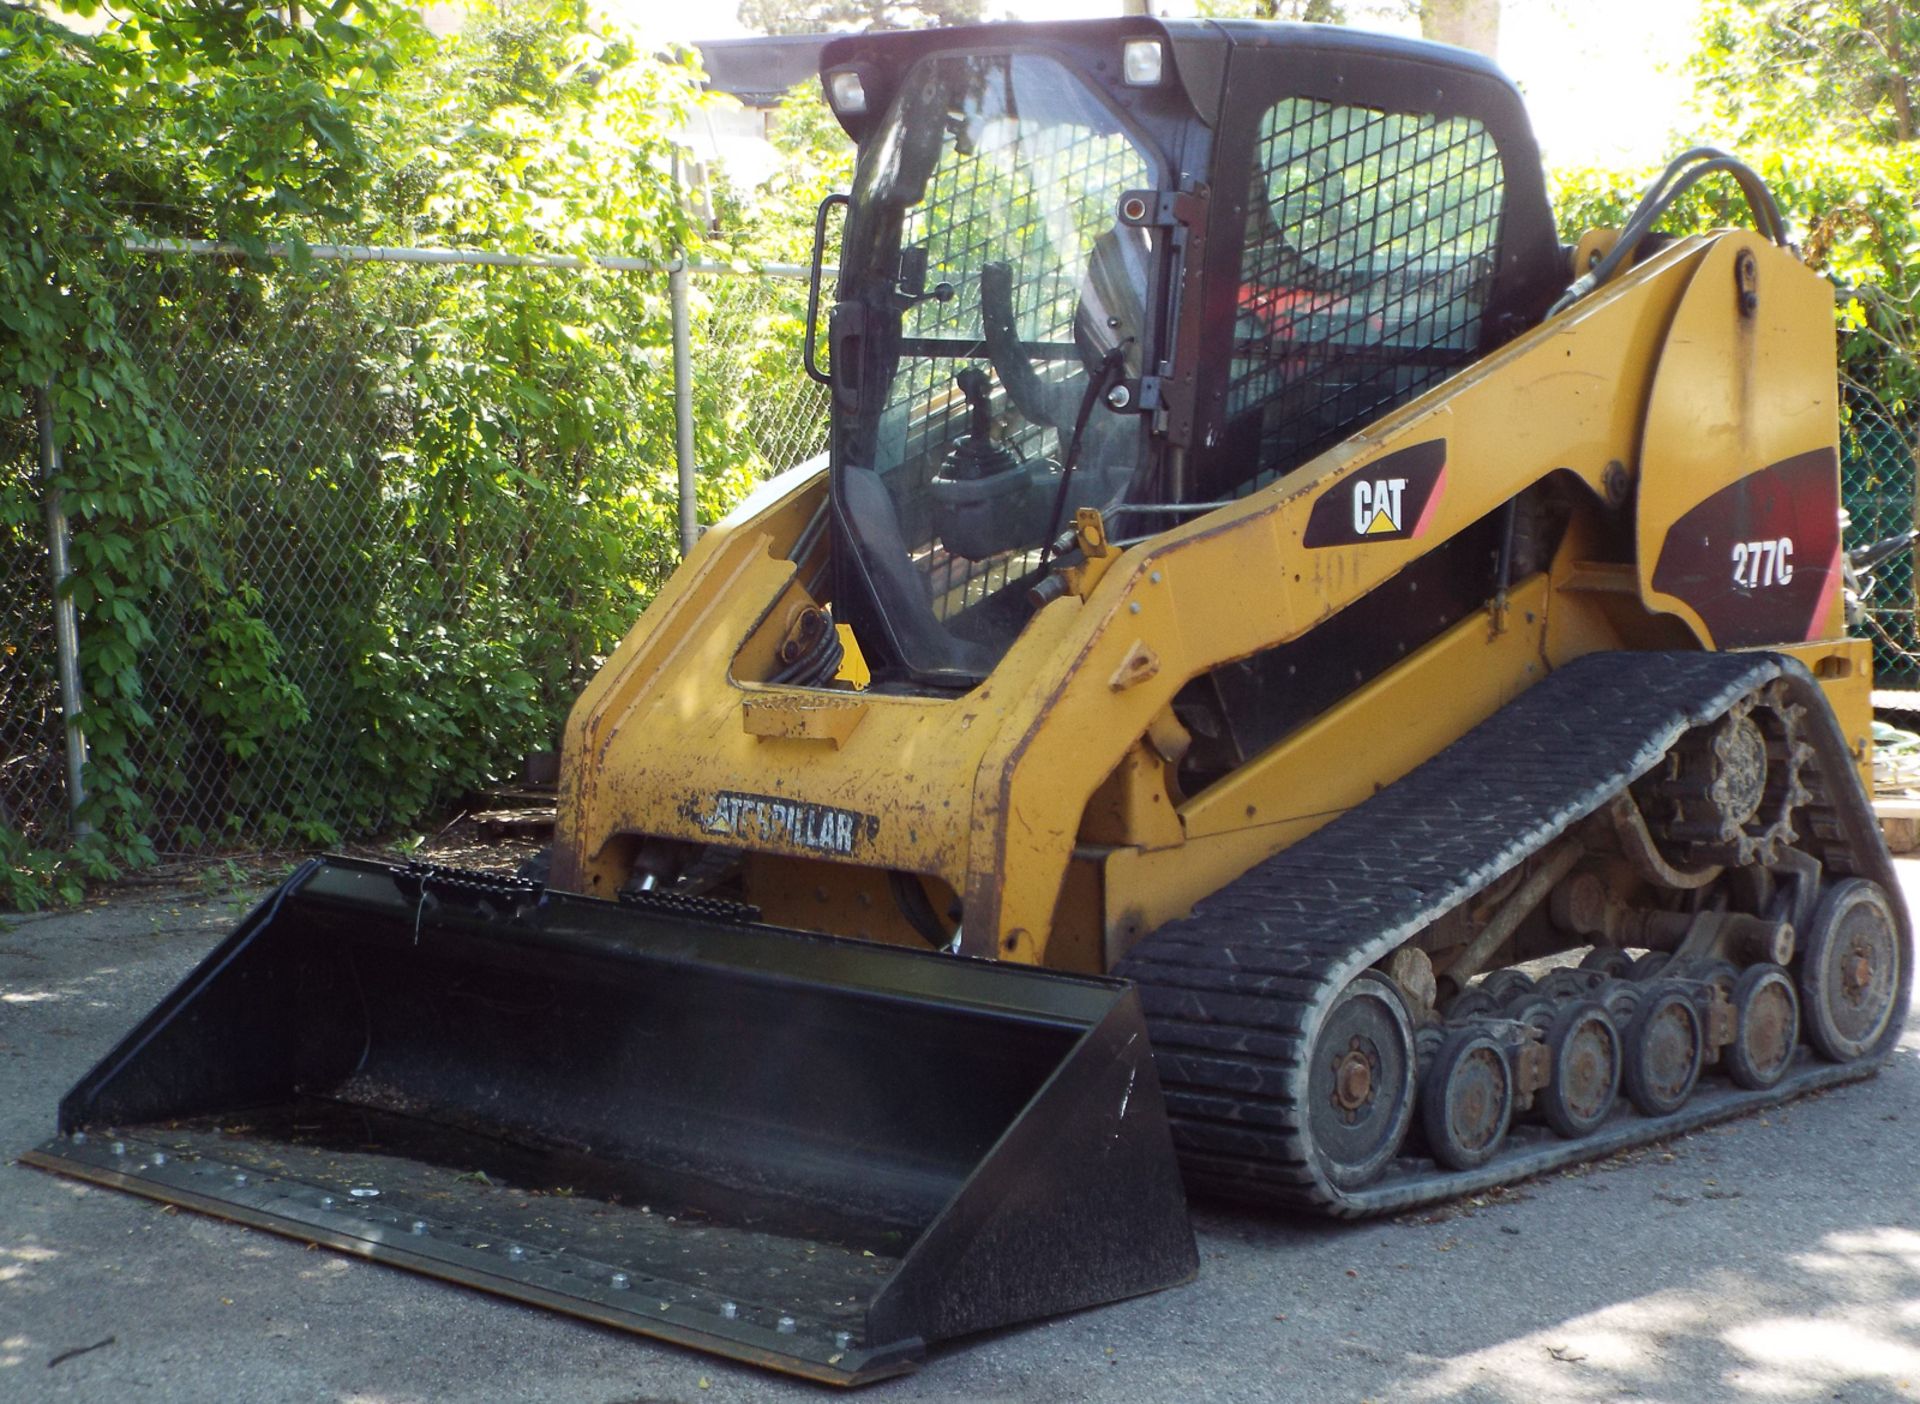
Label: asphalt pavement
xmin=2 ymin=865 xmax=1917 ymax=1403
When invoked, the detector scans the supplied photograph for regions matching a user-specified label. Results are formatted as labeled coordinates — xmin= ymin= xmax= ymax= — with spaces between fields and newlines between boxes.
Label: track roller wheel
xmin=1799 ymin=878 xmax=1905 ymax=1063
xmin=1504 ymin=996 xmax=1557 ymax=1032
xmin=1539 ymin=1000 xmax=1621 ymax=1138
xmin=1668 ymin=957 xmax=1738 ymax=997
xmin=1599 ymin=979 xmax=1644 ymax=1025
xmin=1538 ymin=967 xmax=1603 ymax=1001
xmin=1443 ymin=988 xmax=1498 ymax=1023
xmin=1725 ymin=964 xmax=1800 ymax=1090
xmin=1581 ymin=947 xmax=1635 ymax=978
xmin=1306 ymin=973 xmax=1417 ymax=1190
xmin=1623 ymin=983 xmax=1705 ymax=1114
xmin=1628 ymin=951 xmax=1671 ymax=982
xmin=1413 ymin=1022 xmax=1447 ymax=1072
xmin=1420 ymin=1029 xmax=1514 ymax=1171
xmin=1480 ymin=970 xmax=1536 ymax=1004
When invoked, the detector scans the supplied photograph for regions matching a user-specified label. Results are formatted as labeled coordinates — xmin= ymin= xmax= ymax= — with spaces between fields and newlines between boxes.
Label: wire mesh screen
xmin=1841 ymin=383 xmax=1920 ymax=688
xmin=1222 ymin=98 xmax=1503 ymax=495
xmin=873 ymin=54 xmax=1150 ymax=623
xmin=0 ymin=411 xmax=64 ymax=846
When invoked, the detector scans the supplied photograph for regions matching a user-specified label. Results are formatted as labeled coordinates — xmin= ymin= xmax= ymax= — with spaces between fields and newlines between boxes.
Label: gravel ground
xmin=2 ymin=862 xmax=1917 ymax=1404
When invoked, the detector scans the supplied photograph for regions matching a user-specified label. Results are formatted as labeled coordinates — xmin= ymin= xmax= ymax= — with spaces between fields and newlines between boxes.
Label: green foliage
xmin=0 ymin=1 xmax=774 ymax=908
xmin=1693 ymin=0 xmax=1917 ymax=147
xmin=1 ymin=1 xmax=425 ymax=899
xmin=723 ymin=82 xmax=856 ymax=266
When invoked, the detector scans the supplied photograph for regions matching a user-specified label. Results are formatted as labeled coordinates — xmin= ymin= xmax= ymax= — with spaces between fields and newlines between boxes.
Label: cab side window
xmin=1212 ymin=97 xmax=1504 ymax=498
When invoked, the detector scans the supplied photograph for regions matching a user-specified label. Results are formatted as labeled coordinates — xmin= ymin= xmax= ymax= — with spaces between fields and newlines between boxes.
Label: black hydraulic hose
xmin=1622 ymin=147 xmax=1787 ymax=247
xmin=887 ymin=869 xmax=950 ymax=947
xmin=1034 ymin=346 xmax=1129 ymax=577
xmin=769 ymin=609 xmax=845 ymax=687
xmin=1552 ymin=148 xmax=1789 ymax=316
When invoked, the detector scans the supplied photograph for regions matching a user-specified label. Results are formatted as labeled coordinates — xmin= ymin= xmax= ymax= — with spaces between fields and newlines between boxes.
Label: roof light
xmin=828 ymin=70 xmax=868 ymax=116
xmin=1122 ymin=40 xmax=1164 ymax=87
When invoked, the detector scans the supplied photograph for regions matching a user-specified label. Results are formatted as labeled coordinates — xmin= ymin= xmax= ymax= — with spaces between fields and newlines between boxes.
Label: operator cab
xmin=810 ymin=19 xmax=1566 ymax=689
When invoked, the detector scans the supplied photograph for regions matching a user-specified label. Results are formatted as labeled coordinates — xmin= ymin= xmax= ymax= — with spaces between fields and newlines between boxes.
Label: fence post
xmin=670 ymin=257 xmax=697 ymax=558
xmin=36 ymin=384 xmax=91 ymax=836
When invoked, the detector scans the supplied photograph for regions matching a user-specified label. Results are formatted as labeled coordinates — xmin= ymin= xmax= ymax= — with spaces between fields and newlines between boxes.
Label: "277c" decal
xmin=1731 ymin=536 xmax=1794 ymax=589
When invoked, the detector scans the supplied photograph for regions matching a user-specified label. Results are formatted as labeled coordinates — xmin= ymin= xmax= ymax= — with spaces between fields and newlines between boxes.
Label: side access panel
xmin=1637 ymin=234 xmax=1846 ymax=648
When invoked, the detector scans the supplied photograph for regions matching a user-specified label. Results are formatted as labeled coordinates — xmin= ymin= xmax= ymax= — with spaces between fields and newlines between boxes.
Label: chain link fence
xmin=0 ymin=411 xmax=62 ymax=847
xmin=2 ymin=244 xmax=827 ymax=866
xmin=697 ymin=265 xmax=832 ymax=477
xmin=1841 ymin=379 xmax=1920 ymax=688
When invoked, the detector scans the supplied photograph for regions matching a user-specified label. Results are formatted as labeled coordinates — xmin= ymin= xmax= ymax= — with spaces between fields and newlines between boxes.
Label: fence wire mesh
xmin=1 ymin=247 xmax=826 ymax=861
xmin=0 ymin=411 xmax=63 ymax=847
xmin=1841 ymin=380 xmax=1920 ymax=688
xmin=693 ymin=268 xmax=831 ymax=476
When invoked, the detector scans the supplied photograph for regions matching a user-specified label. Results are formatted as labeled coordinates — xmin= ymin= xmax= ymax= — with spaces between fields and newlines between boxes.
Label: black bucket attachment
xmin=24 ymin=857 xmax=1196 ymax=1384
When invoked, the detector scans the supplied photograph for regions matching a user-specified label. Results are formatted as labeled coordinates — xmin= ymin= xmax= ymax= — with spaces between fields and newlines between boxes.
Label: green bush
xmin=0 ymin=2 xmax=775 ymax=909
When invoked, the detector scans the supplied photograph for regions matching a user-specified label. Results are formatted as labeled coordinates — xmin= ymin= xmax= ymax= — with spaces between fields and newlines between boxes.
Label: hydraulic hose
xmin=1034 ymin=346 xmax=1129 ymax=577
xmin=1552 ymin=147 xmax=1790 ymax=316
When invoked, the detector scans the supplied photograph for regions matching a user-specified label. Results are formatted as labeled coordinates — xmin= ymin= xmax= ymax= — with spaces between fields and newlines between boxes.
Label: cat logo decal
xmin=1303 ymin=440 xmax=1447 ymax=548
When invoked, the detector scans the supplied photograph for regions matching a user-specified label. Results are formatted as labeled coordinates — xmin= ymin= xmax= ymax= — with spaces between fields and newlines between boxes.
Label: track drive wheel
xmin=1725 ymin=964 xmax=1800 ymax=1090
xmin=1539 ymin=1000 xmax=1621 ymax=1138
xmin=1420 ymin=1029 xmax=1513 ymax=1171
xmin=1307 ymin=973 xmax=1416 ymax=1190
xmin=1800 ymin=878 xmax=1905 ymax=1063
xmin=1623 ymin=983 xmax=1705 ymax=1115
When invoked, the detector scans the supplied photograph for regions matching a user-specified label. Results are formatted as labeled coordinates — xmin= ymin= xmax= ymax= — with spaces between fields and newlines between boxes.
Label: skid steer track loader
xmin=29 ymin=15 xmax=1913 ymax=1385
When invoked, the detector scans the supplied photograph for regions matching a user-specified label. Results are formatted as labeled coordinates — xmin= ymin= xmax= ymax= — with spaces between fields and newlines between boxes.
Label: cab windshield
xmin=834 ymin=51 xmax=1159 ymax=682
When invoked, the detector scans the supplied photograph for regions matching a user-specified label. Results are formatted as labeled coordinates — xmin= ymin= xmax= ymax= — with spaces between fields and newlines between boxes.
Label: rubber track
xmin=1116 ymin=650 xmax=1912 ymax=1217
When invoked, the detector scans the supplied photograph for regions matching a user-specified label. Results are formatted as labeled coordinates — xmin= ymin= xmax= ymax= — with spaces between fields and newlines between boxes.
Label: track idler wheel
xmin=1307 ymin=973 xmax=1417 ymax=1189
xmin=1539 ymin=1000 xmax=1621 ymax=1138
xmin=1725 ymin=964 xmax=1800 ymax=1090
xmin=1623 ymin=983 xmax=1705 ymax=1115
xmin=1420 ymin=1029 xmax=1514 ymax=1171
xmin=1799 ymin=878 xmax=1905 ymax=1063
